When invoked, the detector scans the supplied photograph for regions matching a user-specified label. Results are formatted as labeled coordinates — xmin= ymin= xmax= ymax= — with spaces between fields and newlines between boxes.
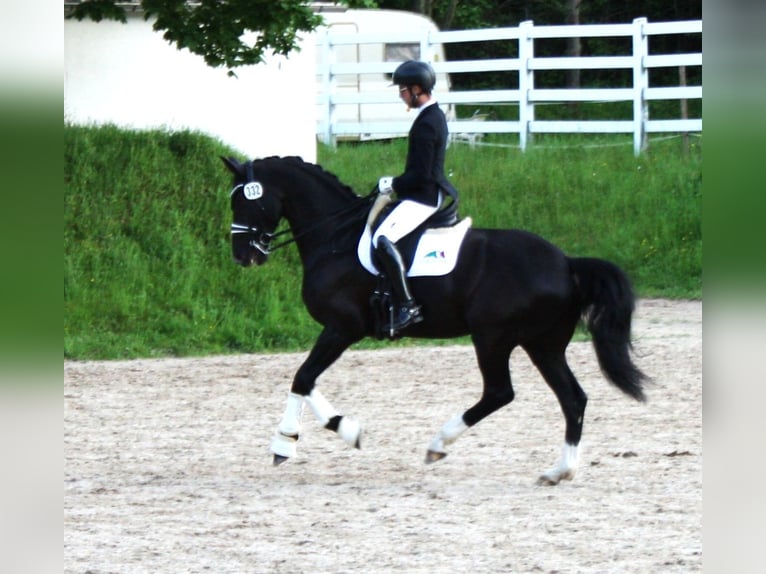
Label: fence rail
xmin=316 ymin=18 xmax=702 ymax=155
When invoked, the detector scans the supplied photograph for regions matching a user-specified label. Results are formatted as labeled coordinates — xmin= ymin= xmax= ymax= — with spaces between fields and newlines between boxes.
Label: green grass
xmin=65 ymin=125 xmax=700 ymax=360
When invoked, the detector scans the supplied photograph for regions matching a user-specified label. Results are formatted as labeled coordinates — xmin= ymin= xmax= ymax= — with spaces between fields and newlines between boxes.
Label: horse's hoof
xmin=273 ymin=454 xmax=290 ymax=466
xmin=270 ymin=431 xmax=299 ymax=462
xmin=537 ymin=470 xmax=573 ymax=486
xmin=425 ymin=450 xmax=448 ymax=464
xmin=536 ymin=474 xmax=558 ymax=486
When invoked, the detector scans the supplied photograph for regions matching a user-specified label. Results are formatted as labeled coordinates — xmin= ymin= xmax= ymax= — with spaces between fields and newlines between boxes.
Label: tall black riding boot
xmin=375 ymin=236 xmax=424 ymax=334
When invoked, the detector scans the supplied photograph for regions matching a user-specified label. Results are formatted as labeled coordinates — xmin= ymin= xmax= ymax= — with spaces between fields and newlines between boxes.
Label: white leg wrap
xmin=560 ymin=442 xmax=580 ymax=469
xmin=337 ymin=416 xmax=362 ymax=448
xmin=428 ymin=414 xmax=469 ymax=454
xmin=539 ymin=442 xmax=580 ymax=485
xmin=303 ymin=389 xmax=338 ymax=427
xmin=270 ymin=392 xmax=304 ymax=459
xmin=277 ymin=392 xmax=304 ymax=436
xmin=270 ymin=430 xmax=299 ymax=458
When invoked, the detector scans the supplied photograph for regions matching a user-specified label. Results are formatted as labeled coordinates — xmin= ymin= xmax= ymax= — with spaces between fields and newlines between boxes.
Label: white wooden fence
xmin=316 ymin=18 xmax=702 ymax=155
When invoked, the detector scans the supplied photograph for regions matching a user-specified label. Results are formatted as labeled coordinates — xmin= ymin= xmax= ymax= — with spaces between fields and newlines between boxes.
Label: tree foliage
xmin=374 ymin=0 xmax=700 ymax=30
xmin=66 ymin=0 xmax=374 ymax=70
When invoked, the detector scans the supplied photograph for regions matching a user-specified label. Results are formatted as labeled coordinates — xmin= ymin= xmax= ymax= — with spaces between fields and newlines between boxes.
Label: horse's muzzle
xmin=232 ymin=247 xmax=268 ymax=267
xmin=231 ymin=237 xmax=269 ymax=267
xmin=231 ymin=223 xmax=272 ymax=267
xmin=233 ymin=254 xmax=254 ymax=267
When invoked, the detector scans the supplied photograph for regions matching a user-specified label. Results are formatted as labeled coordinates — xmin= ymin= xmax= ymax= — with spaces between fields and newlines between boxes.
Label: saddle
xmin=357 ymin=194 xmax=471 ymax=278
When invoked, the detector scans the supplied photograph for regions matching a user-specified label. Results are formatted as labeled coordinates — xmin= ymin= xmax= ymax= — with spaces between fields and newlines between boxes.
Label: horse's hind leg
xmin=524 ymin=344 xmax=588 ymax=485
xmin=426 ymin=334 xmax=514 ymax=462
xmin=271 ymin=327 xmax=361 ymax=465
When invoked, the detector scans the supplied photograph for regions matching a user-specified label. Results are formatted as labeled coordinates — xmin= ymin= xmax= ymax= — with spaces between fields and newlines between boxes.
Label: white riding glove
xmin=378 ymin=176 xmax=394 ymax=195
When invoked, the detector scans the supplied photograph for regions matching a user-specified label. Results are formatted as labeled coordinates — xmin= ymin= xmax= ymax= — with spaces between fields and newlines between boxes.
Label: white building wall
xmin=64 ymin=14 xmax=317 ymax=162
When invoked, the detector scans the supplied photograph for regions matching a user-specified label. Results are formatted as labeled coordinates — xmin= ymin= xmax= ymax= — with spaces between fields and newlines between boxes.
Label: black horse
xmin=223 ymin=155 xmax=647 ymax=485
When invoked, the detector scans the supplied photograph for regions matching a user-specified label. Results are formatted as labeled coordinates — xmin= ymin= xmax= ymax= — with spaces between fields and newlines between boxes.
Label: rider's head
xmin=393 ymin=60 xmax=436 ymax=108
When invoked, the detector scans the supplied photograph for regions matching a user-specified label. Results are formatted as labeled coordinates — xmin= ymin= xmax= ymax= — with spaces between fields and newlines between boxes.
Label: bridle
xmin=229 ymin=179 xmax=378 ymax=256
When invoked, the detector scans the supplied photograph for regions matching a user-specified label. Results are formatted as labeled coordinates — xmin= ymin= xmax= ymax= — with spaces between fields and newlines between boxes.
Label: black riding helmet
xmin=392 ymin=60 xmax=436 ymax=94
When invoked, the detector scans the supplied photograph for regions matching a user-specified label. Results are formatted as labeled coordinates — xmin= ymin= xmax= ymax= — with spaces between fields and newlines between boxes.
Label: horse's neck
xmin=280 ymin=170 xmax=355 ymax=229
xmin=284 ymin=188 xmax=350 ymax=226
xmin=280 ymin=173 xmax=361 ymax=265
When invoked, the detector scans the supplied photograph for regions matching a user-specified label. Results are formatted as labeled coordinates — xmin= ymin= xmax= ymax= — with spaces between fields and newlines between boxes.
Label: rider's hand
xmin=378 ymin=176 xmax=394 ymax=195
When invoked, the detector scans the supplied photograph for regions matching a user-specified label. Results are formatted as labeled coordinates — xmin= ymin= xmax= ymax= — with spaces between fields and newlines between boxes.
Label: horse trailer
xmin=313 ymin=4 xmax=453 ymax=142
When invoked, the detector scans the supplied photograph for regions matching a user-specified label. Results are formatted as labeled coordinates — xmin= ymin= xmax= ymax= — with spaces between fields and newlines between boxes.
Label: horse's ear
xmin=220 ymin=156 xmax=242 ymax=174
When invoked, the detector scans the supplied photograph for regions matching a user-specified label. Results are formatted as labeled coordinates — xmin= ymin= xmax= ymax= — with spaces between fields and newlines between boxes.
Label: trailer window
xmin=385 ymin=43 xmax=420 ymax=62
xmin=384 ymin=43 xmax=421 ymax=79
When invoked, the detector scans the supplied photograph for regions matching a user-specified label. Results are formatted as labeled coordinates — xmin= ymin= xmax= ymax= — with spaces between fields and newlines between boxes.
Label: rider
xmin=374 ymin=60 xmax=458 ymax=335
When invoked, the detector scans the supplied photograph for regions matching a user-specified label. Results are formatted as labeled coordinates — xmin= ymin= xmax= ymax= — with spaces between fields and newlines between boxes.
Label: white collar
xmin=416 ymin=99 xmax=437 ymax=115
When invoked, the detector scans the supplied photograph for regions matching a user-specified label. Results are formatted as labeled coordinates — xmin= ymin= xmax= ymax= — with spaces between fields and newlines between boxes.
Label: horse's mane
xmin=256 ymin=156 xmax=361 ymax=201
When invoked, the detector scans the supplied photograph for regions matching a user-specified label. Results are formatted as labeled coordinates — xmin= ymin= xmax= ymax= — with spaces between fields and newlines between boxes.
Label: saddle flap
xmin=358 ymin=217 xmax=472 ymax=278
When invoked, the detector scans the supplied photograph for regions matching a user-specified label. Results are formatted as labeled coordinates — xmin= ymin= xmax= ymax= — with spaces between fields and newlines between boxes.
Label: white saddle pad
xmin=357 ymin=217 xmax=472 ymax=277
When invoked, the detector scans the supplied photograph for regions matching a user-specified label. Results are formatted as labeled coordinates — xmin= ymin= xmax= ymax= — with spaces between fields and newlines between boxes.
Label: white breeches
xmin=372 ymin=196 xmax=441 ymax=246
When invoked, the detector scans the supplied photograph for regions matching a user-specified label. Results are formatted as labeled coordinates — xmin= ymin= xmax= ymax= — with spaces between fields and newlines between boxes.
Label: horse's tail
xmin=570 ymin=257 xmax=648 ymax=402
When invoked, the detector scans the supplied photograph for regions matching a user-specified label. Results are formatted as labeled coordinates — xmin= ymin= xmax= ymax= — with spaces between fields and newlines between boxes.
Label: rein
xmin=231 ymin=184 xmax=378 ymax=255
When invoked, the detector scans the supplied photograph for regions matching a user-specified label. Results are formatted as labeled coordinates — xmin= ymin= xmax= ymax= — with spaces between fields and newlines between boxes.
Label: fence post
xmin=632 ymin=17 xmax=648 ymax=156
xmin=518 ymin=20 xmax=535 ymax=152
xmin=421 ymin=33 xmax=431 ymax=65
xmin=317 ymin=28 xmax=336 ymax=148
xmin=679 ymin=65 xmax=689 ymax=154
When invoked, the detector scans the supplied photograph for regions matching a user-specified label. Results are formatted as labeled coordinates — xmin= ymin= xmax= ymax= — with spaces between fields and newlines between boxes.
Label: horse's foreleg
xmin=303 ymin=388 xmax=362 ymax=449
xmin=525 ymin=345 xmax=588 ymax=485
xmin=270 ymin=392 xmax=304 ymax=463
xmin=270 ymin=327 xmax=361 ymax=465
xmin=271 ymin=389 xmax=361 ymax=465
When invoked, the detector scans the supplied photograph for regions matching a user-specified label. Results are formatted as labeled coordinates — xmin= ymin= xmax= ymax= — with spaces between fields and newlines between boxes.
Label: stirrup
xmin=385 ymin=302 xmax=423 ymax=336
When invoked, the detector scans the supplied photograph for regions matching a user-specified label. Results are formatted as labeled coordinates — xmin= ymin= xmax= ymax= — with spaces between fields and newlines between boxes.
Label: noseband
xmin=230 ymin=219 xmax=275 ymax=255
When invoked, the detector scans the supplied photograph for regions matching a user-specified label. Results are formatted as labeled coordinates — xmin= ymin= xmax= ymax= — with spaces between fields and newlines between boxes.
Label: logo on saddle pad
xmin=357 ymin=218 xmax=472 ymax=277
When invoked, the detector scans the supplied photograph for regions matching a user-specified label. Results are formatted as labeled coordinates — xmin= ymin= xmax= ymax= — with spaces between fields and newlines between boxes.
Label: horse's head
xmin=221 ymin=156 xmax=284 ymax=267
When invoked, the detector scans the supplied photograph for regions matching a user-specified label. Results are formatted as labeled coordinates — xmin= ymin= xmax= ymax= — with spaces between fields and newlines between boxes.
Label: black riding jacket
xmin=392 ymin=102 xmax=458 ymax=207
